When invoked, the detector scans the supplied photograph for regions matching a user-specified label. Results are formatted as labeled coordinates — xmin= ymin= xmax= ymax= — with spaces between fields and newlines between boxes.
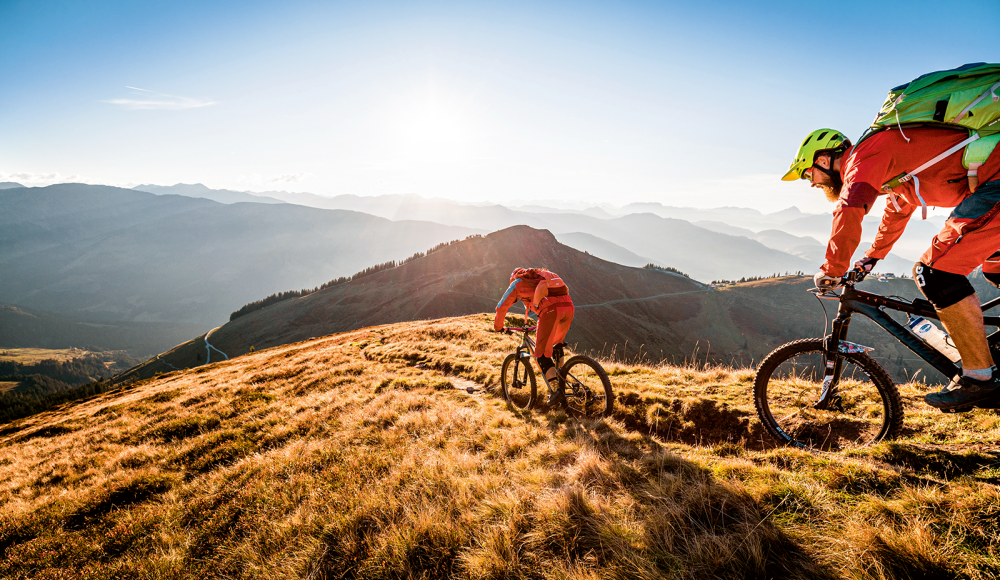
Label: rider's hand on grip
xmin=852 ymin=256 xmax=879 ymax=282
xmin=813 ymin=271 xmax=843 ymax=291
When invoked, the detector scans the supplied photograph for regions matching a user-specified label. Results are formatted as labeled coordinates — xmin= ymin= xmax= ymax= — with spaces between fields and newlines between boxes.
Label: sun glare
xmin=391 ymin=85 xmax=477 ymax=163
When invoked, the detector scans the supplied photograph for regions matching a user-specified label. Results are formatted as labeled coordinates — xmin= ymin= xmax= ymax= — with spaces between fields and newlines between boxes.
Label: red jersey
xmin=493 ymin=271 xmax=572 ymax=330
xmin=822 ymin=127 xmax=1000 ymax=275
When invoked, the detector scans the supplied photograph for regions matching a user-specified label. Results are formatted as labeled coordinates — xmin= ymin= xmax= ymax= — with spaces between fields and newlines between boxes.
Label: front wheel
xmin=753 ymin=338 xmax=903 ymax=450
xmin=561 ymin=355 xmax=613 ymax=417
xmin=501 ymin=353 xmax=537 ymax=411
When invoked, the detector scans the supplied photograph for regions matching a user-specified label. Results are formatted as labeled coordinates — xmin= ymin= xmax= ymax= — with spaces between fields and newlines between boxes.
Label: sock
xmin=962 ymin=366 xmax=995 ymax=381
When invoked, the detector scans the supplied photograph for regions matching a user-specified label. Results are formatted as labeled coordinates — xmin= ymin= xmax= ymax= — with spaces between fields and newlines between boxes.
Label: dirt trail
xmin=204 ymin=327 xmax=229 ymax=363
xmin=575 ymin=289 xmax=712 ymax=309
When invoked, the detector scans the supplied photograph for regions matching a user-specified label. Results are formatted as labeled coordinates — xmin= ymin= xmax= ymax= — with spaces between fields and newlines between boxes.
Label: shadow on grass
xmin=310 ymin=402 xmax=837 ymax=580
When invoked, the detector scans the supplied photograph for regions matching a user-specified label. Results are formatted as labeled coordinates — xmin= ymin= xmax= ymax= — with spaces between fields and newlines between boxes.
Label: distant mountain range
xmin=121 ymin=226 xmax=1000 ymax=385
xmin=120 ymin=226 xmax=738 ymax=381
xmin=133 ymin=183 xmax=285 ymax=205
xmin=130 ymin=182 xmax=929 ymax=273
xmin=1 ymin=184 xmax=477 ymax=326
xmin=2 ymin=181 xmax=953 ymax=359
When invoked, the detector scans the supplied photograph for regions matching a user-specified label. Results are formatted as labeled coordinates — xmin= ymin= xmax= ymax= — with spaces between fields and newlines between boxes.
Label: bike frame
xmin=504 ymin=324 xmax=570 ymax=389
xmin=815 ymin=275 xmax=1000 ymax=409
xmin=507 ymin=325 xmax=538 ymax=369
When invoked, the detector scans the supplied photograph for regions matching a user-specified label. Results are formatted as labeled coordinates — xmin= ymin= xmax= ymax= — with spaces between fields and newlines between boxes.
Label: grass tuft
xmin=1 ymin=314 xmax=998 ymax=578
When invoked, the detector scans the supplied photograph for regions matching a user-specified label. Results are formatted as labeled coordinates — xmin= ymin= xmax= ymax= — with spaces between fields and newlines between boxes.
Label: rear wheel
xmin=753 ymin=338 xmax=903 ymax=450
xmin=561 ymin=355 xmax=613 ymax=418
xmin=501 ymin=353 xmax=536 ymax=411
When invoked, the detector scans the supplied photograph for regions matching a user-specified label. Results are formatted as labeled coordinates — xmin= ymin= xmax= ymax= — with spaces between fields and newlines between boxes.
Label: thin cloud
xmin=1 ymin=170 xmax=91 ymax=186
xmin=238 ymin=172 xmax=310 ymax=187
xmin=105 ymin=86 xmax=217 ymax=110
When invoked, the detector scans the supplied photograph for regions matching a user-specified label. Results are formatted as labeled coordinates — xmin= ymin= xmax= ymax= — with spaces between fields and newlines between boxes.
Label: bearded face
xmin=808 ymin=154 xmax=843 ymax=202
xmin=819 ymin=180 xmax=842 ymax=203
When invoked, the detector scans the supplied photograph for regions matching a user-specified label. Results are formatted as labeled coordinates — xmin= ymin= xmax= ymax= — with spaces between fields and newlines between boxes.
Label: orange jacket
xmin=494 ymin=270 xmax=572 ymax=330
xmin=822 ymin=127 xmax=1000 ymax=276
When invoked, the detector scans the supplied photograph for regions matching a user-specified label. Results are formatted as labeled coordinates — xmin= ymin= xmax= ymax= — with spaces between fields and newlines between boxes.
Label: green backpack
xmin=859 ymin=62 xmax=1000 ymax=195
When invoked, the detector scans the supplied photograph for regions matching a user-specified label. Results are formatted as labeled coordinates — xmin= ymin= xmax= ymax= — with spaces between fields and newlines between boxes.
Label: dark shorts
xmin=920 ymin=180 xmax=1000 ymax=275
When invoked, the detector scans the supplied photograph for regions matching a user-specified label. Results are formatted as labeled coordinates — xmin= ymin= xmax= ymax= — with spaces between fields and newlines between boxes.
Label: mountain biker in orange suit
xmin=494 ymin=268 xmax=575 ymax=406
xmin=783 ymin=127 xmax=1000 ymax=410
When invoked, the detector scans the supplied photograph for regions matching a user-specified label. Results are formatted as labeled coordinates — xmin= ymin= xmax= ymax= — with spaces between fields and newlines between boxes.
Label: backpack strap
xmin=963 ymin=133 xmax=1000 ymax=193
xmin=952 ymin=80 xmax=1000 ymax=123
xmin=881 ymin=132 xmax=982 ymax=193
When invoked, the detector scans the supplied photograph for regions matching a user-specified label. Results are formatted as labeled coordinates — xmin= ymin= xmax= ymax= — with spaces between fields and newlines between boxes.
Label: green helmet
xmin=781 ymin=128 xmax=850 ymax=181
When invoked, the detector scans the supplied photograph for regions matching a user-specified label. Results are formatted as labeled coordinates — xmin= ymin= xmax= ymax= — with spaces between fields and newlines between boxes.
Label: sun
xmin=391 ymin=85 xmax=475 ymax=161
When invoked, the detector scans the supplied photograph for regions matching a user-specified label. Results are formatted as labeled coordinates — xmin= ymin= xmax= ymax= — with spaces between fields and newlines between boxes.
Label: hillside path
xmin=575 ymin=289 xmax=712 ymax=309
xmin=205 ymin=327 xmax=229 ymax=364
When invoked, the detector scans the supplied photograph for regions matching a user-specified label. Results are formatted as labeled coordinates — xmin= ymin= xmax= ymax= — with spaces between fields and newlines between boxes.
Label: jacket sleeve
xmin=821 ymin=167 xmax=883 ymax=276
xmin=494 ymin=280 xmax=520 ymax=330
xmin=866 ymin=195 xmax=916 ymax=260
xmin=822 ymin=203 xmax=865 ymax=276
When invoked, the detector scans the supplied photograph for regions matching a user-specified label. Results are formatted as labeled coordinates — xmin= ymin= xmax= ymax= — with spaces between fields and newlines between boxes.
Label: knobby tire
xmin=754 ymin=338 xmax=903 ymax=451
xmin=561 ymin=355 xmax=614 ymax=418
xmin=501 ymin=353 xmax=537 ymax=411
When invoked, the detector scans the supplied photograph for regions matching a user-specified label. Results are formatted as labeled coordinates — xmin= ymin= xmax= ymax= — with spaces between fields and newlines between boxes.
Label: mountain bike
xmin=753 ymin=270 xmax=1000 ymax=451
xmin=499 ymin=323 xmax=614 ymax=417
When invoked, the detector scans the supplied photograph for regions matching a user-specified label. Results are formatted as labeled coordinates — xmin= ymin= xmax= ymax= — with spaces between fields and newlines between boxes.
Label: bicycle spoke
xmin=501 ymin=354 xmax=536 ymax=411
xmin=755 ymin=341 xmax=901 ymax=450
xmin=561 ymin=356 xmax=613 ymax=418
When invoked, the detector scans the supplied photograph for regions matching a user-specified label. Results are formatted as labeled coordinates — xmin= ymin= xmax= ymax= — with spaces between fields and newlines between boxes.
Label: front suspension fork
xmin=816 ymin=312 xmax=852 ymax=410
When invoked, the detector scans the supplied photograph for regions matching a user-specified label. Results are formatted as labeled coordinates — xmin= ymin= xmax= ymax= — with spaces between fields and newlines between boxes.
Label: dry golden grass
xmin=1 ymin=314 xmax=998 ymax=579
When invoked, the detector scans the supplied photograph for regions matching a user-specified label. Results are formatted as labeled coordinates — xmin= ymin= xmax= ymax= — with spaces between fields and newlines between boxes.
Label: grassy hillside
xmin=2 ymin=315 xmax=999 ymax=579
xmin=129 ymin=227 xmax=1000 ymax=387
xmin=128 ymin=226 xmax=756 ymax=383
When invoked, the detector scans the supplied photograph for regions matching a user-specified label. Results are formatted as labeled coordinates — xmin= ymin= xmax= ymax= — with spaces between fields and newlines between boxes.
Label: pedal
xmin=941 ymin=404 xmax=975 ymax=414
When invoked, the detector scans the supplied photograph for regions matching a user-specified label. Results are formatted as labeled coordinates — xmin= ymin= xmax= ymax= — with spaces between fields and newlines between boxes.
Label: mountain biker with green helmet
xmin=783 ymin=126 xmax=1000 ymax=411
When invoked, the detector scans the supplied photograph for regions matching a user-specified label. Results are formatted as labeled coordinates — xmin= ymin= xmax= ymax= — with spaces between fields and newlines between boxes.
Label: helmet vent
xmin=817 ymin=131 xmax=828 ymax=140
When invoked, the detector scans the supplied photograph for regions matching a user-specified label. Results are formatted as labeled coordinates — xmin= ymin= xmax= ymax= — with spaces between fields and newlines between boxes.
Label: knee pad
xmin=536 ymin=356 xmax=554 ymax=374
xmin=913 ymin=261 xmax=975 ymax=309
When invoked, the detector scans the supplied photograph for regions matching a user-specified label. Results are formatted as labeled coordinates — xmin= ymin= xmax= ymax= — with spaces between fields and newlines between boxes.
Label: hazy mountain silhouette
xmin=125 ymin=225 xmax=1000 ymax=385
xmin=239 ymin=194 xmax=817 ymax=281
xmin=127 ymin=226 xmax=751 ymax=380
xmin=1 ymin=184 xmax=478 ymax=326
xmin=553 ymin=232 xmax=657 ymax=267
xmin=133 ymin=183 xmax=285 ymax=205
xmin=0 ymin=182 xmax=24 ymax=190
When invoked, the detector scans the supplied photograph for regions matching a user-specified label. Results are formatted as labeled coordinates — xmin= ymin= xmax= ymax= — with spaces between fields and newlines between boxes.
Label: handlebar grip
xmin=845 ymin=270 xmax=866 ymax=284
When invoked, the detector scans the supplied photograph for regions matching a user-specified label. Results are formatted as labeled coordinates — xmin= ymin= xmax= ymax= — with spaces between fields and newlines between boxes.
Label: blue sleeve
xmin=496 ymin=279 xmax=520 ymax=309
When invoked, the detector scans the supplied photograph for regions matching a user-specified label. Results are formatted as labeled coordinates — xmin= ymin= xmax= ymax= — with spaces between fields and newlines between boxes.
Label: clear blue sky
xmin=2 ymin=0 xmax=997 ymax=212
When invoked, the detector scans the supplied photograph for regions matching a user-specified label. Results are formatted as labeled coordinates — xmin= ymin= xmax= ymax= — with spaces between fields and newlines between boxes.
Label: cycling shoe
xmin=545 ymin=379 xmax=566 ymax=407
xmin=925 ymin=373 xmax=1000 ymax=411
xmin=975 ymin=389 xmax=1000 ymax=409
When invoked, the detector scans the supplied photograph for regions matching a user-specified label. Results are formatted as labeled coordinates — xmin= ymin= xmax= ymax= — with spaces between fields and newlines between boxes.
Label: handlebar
xmin=809 ymin=269 xmax=866 ymax=296
xmin=503 ymin=326 xmax=537 ymax=333
xmin=844 ymin=270 xmax=866 ymax=284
